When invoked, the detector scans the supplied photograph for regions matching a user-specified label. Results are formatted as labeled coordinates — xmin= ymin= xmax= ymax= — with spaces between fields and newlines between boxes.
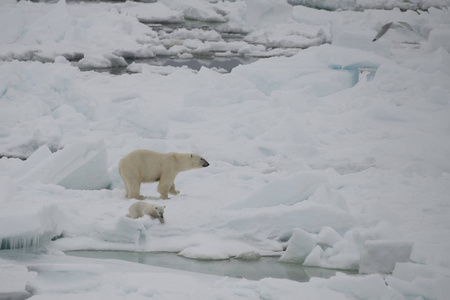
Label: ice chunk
xmin=78 ymin=53 xmax=128 ymax=70
xmin=317 ymin=226 xmax=342 ymax=247
xmin=279 ymin=228 xmax=317 ymax=264
xmin=235 ymin=251 xmax=261 ymax=260
xmin=304 ymin=245 xmax=325 ymax=267
xmin=17 ymin=139 xmax=111 ymax=190
xmin=99 ymin=216 xmax=146 ymax=245
xmin=303 ymin=222 xmax=400 ymax=271
xmin=54 ymin=55 xmax=69 ymax=64
xmin=359 ymin=240 xmax=413 ymax=274
xmin=9 ymin=145 xmax=52 ymax=179
xmin=235 ymin=251 xmax=261 ymax=261
xmin=245 ymin=23 xmax=330 ymax=49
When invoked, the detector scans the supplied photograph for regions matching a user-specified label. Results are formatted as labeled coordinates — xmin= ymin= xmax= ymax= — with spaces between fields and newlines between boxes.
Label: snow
xmin=1 ymin=0 xmax=450 ymax=299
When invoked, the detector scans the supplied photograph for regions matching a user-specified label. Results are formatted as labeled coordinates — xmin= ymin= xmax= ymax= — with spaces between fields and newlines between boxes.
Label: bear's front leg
xmin=158 ymin=173 xmax=176 ymax=199
xmin=169 ymin=184 xmax=180 ymax=195
xmin=157 ymin=182 xmax=170 ymax=199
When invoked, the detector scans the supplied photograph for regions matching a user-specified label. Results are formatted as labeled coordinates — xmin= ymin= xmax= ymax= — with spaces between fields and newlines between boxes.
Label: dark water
xmin=134 ymin=56 xmax=258 ymax=72
xmin=84 ymin=20 xmax=257 ymax=74
xmin=66 ymin=250 xmax=357 ymax=282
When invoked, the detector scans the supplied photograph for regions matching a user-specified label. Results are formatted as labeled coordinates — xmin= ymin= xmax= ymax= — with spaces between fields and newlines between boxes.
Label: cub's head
xmin=190 ymin=154 xmax=209 ymax=169
xmin=153 ymin=205 xmax=165 ymax=224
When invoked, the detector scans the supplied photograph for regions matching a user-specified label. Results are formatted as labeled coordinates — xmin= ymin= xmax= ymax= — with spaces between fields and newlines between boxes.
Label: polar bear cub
xmin=118 ymin=149 xmax=209 ymax=199
xmin=126 ymin=201 xmax=166 ymax=223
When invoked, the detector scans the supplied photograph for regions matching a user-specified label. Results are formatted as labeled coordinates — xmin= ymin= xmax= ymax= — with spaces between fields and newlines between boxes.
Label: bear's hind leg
xmin=127 ymin=181 xmax=144 ymax=200
xmin=122 ymin=179 xmax=130 ymax=198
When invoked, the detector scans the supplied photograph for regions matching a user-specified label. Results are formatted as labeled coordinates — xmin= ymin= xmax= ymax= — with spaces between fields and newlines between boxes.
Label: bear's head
xmin=190 ymin=154 xmax=209 ymax=168
xmin=153 ymin=205 xmax=165 ymax=223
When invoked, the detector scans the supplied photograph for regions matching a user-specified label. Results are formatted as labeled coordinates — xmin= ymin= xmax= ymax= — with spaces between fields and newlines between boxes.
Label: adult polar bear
xmin=119 ymin=149 xmax=209 ymax=199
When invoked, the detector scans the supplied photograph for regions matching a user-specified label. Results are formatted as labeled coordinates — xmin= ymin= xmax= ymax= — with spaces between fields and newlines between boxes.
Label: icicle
xmin=0 ymin=233 xmax=47 ymax=251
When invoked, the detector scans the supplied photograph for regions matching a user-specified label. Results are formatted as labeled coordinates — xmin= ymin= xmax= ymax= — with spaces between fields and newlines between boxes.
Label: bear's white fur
xmin=126 ymin=201 xmax=166 ymax=223
xmin=118 ymin=149 xmax=209 ymax=199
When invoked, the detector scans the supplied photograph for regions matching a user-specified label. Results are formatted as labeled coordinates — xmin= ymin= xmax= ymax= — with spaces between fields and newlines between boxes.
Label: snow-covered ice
xmin=1 ymin=0 xmax=450 ymax=299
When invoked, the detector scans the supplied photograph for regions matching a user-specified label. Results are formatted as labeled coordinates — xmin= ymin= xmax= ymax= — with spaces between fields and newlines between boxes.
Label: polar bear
xmin=126 ymin=201 xmax=166 ymax=223
xmin=118 ymin=149 xmax=209 ymax=200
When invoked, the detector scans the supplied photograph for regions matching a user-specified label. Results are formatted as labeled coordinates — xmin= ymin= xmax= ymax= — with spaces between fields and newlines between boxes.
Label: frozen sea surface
xmin=1 ymin=0 xmax=450 ymax=299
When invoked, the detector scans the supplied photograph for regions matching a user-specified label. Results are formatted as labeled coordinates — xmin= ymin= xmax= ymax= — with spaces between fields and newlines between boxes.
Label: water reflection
xmin=66 ymin=251 xmax=356 ymax=282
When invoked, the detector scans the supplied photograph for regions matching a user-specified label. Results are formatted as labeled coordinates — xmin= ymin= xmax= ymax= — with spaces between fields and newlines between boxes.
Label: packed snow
xmin=1 ymin=0 xmax=450 ymax=299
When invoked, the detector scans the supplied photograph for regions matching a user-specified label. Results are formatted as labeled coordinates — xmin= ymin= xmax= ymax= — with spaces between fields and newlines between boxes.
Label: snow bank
xmin=0 ymin=61 xmax=90 ymax=158
xmin=0 ymin=263 xmax=30 ymax=299
xmin=288 ymin=0 xmax=450 ymax=10
xmin=0 ymin=0 xmax=336 ymax=69
xmin=386 ymin=261 xmax=450 ymax=299
xmin=0 ymin=204 xmax=62 ymax=250
xmin=386 ymin=262 xmax=450 ymax=300
xmin=245 ymin=0 xmax=293 ymax=28
xmin=120 ymin=2 xmax=184 ymax=24
xmin=224 ymin=202 xmax=353 ymax=240
xmin=313 ymin=273 xmax=401 ymax=299
xmin=0 ymin=7 xmax=27 ymax=45
xmin=228 ymin=170 xmax=344 ymax=209
xmin=26 ymin=263 xmax=104 ymax=294
xmin=161 ymin=0 xmax=227 ymax=23
xmin=245 ymin=23 xmax=330 ymax=49
xmin=0 ymin=0 xmax=156 ymax=63
xmin=233 ymin=45 xmax=387 ymax=96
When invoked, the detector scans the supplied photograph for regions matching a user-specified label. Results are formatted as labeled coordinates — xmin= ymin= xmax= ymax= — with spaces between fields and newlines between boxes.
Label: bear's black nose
xmin=202 ymin=160 xmax=209 ymax=167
